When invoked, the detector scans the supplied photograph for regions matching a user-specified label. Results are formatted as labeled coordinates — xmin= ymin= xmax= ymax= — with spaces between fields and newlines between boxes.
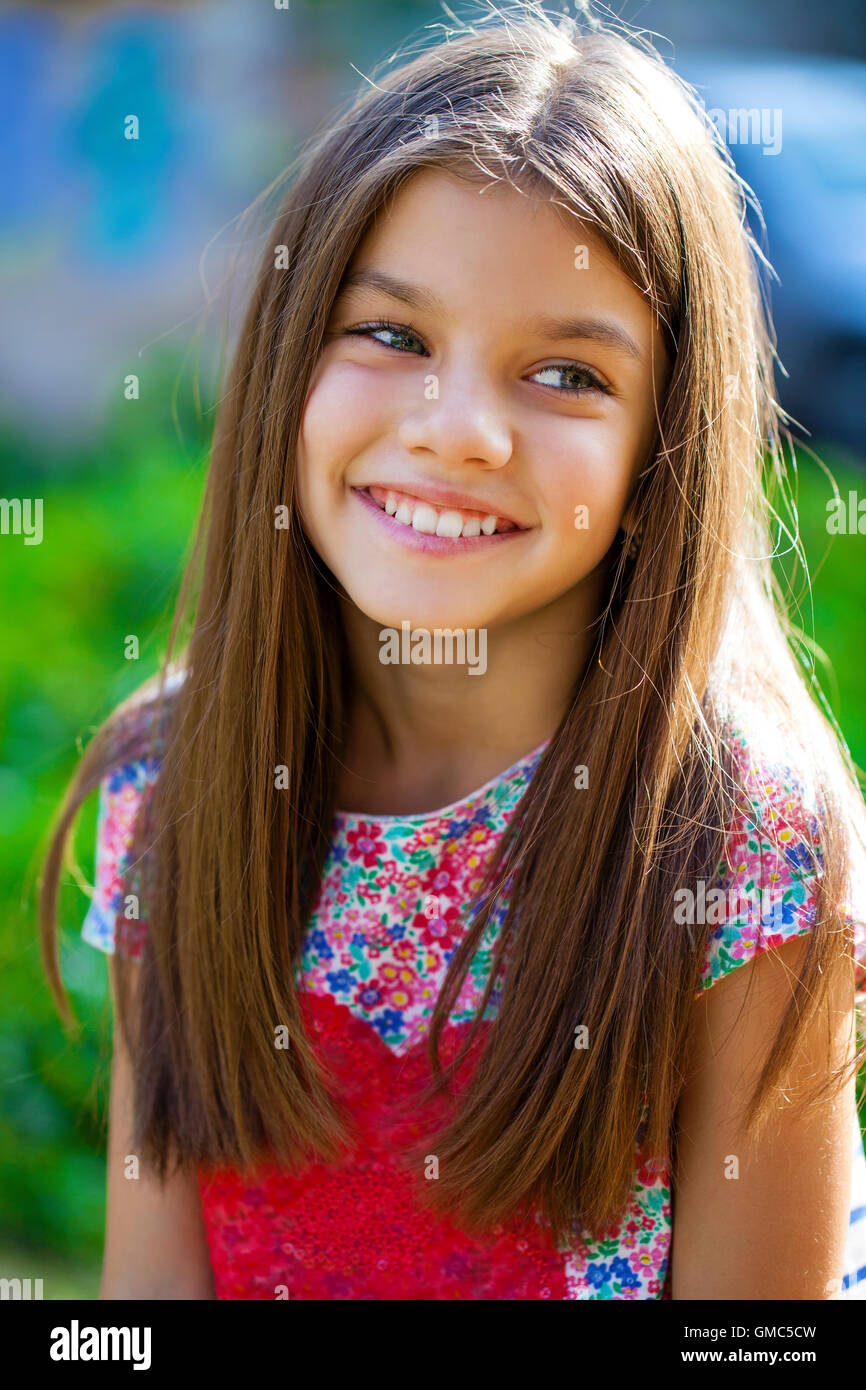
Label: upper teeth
xmin=367 ymin=486 xmax=513 ymax=538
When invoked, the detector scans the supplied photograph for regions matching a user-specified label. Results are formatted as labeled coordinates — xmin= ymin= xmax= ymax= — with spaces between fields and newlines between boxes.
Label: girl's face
xmin=297 ymin=168 xmax=669 ymax=633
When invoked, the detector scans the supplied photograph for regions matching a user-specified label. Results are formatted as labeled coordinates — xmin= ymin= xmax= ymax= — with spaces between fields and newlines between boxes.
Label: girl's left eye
xmin=530 ymin=364 xmax=614 ymax=397
xmin=343 ymin=322 xmax=610 ymax=396
xmin=528 ymin=364 xmax=608 ymax=397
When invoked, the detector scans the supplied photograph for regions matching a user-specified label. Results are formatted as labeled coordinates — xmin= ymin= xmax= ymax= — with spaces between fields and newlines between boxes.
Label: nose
xmin=396 ymin=369 xmax=514 ymax=471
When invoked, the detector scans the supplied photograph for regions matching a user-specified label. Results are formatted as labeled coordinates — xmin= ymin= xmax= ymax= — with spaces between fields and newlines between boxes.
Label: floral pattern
xmin=81 ymin=708 xmax=866 ymax=1299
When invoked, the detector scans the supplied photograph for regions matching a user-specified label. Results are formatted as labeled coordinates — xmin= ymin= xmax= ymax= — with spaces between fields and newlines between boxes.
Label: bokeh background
xmin=2 ymin=0 xmax=865 ymax=1297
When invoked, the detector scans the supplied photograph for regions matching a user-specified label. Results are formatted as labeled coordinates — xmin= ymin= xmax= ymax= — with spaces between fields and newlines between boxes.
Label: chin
xmin=346 ymin=583 xmax=496 ymax=638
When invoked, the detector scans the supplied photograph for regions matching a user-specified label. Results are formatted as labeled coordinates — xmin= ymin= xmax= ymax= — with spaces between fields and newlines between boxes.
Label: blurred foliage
xmin=0 ymin=354 xmax=864 ymax=1296
xmin=0 ymin=350 xmax=209 ymax=1296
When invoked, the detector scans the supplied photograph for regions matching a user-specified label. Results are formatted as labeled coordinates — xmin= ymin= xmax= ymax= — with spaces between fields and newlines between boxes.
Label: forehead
xmin=347 ymin=167 xmax=660 ymax=348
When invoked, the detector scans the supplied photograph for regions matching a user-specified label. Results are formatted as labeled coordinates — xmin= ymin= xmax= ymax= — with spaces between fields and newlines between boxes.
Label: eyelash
xmin=343 ymin=318 xmax=613 ymax=397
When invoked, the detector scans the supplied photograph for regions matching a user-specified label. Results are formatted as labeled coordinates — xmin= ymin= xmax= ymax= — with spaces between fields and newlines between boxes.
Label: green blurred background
xmin=2 ymin=0 xmax=865 ymax=1298
xmin=1 ymin=363 xmax=210 ymax=1297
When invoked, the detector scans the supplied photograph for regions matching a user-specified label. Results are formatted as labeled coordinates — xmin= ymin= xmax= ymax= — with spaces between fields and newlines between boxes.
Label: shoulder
xmin=696 ymin=699 xmax=866 ymax=1006
xmin=81 ymin=671 xmax=183 ymax=958
xmin=673 ymin=704 xmax=863 ymax=1296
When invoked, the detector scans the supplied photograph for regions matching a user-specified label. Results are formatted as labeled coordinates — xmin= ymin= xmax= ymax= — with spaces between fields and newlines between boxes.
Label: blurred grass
xmin=0 ymin=352 xmax=209 ymax=1297
xmin=1 ymin=357 xmax=864 ymax=1297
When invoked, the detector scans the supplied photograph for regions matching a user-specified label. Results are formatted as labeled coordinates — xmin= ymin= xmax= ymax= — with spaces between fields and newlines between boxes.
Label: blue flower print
xmin=325 ymin=968 xmax=354 ymax=995
xmin=309 ymin=929 xmax=333 ymax=959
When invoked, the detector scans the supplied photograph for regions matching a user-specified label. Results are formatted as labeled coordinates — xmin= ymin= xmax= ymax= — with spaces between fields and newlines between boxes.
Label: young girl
xmin=40 ymin=5 xmax=866 ymax=1300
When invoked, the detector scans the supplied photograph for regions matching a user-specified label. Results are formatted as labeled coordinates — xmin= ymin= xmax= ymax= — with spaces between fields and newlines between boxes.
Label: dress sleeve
xmin=81 ymin=757 xmax=160 ymax=959
xmin=696 ymin=726 xmax=866 ymax=1009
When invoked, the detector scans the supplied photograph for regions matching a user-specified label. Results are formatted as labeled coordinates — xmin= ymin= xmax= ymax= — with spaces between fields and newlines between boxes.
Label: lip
xmin=360 ymin=480 xmax=527 ymax=530
xmin=351 ymin=486 xmax=529 ymax=554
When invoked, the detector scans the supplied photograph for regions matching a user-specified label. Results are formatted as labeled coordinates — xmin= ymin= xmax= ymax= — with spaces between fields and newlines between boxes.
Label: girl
xmin=40 ymin=4 xmax=866 ymax=1299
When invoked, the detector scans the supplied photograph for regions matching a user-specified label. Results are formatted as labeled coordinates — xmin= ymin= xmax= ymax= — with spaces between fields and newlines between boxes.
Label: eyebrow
xmin=337 ymin=267 xmax=646 ymax=364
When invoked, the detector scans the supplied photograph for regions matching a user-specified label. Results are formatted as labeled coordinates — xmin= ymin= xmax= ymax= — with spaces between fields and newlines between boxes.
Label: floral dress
xmin=81 ymin=706 xmax=866 ymax=1299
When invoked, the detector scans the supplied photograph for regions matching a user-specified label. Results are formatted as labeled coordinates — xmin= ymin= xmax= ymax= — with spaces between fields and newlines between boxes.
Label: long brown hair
xmin=39 ymin=2 xmax=866 ymax=1241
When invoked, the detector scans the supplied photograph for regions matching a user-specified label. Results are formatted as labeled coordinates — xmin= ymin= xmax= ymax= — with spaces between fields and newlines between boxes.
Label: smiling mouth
xmin=361 ymin=484 xmax=524 ymax=538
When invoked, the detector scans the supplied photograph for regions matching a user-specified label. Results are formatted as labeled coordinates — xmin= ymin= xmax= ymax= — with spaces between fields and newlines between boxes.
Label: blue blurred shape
xmin=64 ymin=13 xmax=183 ymax=259
xmin=675 ymin=52 xmax=866 ymax=454
xmin=0 ymin=8 xmax=55 ymax=227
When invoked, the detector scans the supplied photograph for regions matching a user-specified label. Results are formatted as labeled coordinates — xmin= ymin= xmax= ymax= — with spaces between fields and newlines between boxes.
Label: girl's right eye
xmin=344 ymin=320 xmax=427 ymax=355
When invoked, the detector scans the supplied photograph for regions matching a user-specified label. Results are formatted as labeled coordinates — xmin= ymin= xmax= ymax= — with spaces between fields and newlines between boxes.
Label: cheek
xmin=299 ymin=362 xmax=389 ymax=475
xmin=296 ymin=366 xmax=358 ymax=529
xmin=537 ymin=421 xmax=638 ymax=554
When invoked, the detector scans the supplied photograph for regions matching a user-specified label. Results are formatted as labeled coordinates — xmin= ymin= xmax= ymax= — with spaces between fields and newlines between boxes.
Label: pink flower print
xmin=356 ymin=878 xmax=384 ymax=904
xmin=345 ymin=822 xmax=387 ymax=868
xmin=404 ymin=828 xmax=438 ymax=855
xmin=414 ymin=900 xmax=461 ymax=953
xmin=629 ymin=1248 xmax=654 ymax=1273
xmin=379 ymin=963 xmax=417 ymax=1009
xmin=424 ymin=867 xmax=455 ymax=897
xmin=364 ymin=917 xmax=392 ymax=950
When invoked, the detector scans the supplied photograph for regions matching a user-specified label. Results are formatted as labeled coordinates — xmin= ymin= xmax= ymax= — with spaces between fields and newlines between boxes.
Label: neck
xmin=334 ymin=579 xmax=605 ymax=814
